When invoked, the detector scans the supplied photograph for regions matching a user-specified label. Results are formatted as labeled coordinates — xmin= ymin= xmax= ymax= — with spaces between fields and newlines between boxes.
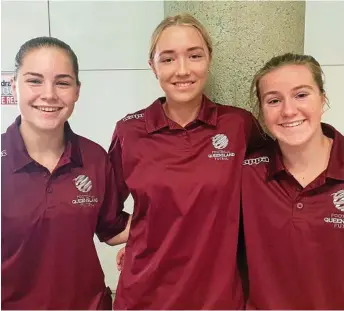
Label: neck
xmin=280 ymin=127 xmax=332 ymax=184
xmin=20 ymin=120 xmax=65 ymax=160
xmin=163 ymin=94 xmax=203 ymax=127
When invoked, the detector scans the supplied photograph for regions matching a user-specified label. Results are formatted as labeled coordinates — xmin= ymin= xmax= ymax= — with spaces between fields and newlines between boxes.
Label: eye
xmin=161 ymin=57 xmax=173 ymax=63
xmin=26 ymin=79 xmax=42 ymax=85
xmin=190 ymin=54 xmax=202 ymax=60
xmin=56 ymin=81 xmax=71 ymax=86
xmin=267 ymin=98 xmax=280 ymax=105
xmin=296 ymin=92 xmax=309 ymax=99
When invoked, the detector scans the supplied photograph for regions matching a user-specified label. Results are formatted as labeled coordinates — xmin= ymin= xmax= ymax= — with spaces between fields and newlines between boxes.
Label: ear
xmin=75 ymin=82 xmax=81 ymax=102
xmin=208 ymin=53 xmax=212 ymax=65
xmin=148 ymin=59 xmax=158 ymax=79
xmin=10 ymin=76 xmax=18 ymax=102
xmin=321 ymin=92 xmax=328 ymax=115
xmin=206 ymin=54 xmax=212 ymax=74
xmin=322 ymin=92 xmax=326 ymax=106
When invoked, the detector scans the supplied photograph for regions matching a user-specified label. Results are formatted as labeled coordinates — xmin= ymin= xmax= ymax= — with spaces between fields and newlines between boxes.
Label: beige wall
xmin=165 ymin=1 xmax=305 ymax=112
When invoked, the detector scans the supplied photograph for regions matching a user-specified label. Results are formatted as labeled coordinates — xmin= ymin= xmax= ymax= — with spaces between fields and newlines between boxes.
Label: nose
xmin=281 ymin=98 xmax=298 ymax=118
xmin=176 ymin=58 xmax=190 ymax=76
xmin=41 ymin=83 xmax=58 ymax=101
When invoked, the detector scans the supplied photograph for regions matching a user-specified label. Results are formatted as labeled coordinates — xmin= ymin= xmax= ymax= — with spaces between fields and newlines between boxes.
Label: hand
xmin=116 ymin=247 xmax=126 ymax=271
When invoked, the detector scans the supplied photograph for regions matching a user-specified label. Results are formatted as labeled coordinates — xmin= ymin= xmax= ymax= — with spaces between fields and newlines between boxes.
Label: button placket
xmin=292 ymin=189 xmax=305 ymax=216
xmin=296 ymin=202 xmax=304 ymax=209
xmin=177 ymin=129 xmax=191 ymax=148
xmin=45 ymin=173 xmax=56 ymax=208
xmin=184 ymin=131 xmax=192 ymax=148
xmin=46 ymin=187 xmax=53 ymax=193
xmin=291 ymin=192 xmax=306 ymax=220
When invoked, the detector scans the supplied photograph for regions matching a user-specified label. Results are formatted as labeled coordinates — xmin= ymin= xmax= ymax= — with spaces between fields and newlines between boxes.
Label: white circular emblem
xmin=332 ymin=189 xmax=344 ymax=212
xmin=74 ymin=175 xmax=92 ymax=193
xmin=212 ymin=134 xmax=229 ymax=150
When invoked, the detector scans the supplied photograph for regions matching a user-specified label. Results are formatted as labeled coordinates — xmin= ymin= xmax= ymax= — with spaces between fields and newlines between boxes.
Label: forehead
xmin=156 ymin=25 xmax=206 ymax=51
xmin=20 ymin=47 xmax=74 ymax=75
xmin=259 ymin=64 xmax=316 ymax=92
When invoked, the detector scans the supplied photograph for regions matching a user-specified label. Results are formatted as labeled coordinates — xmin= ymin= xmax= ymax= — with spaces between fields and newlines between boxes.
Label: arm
xmin=116 ymin=247 xmax=126 ymax=271
xmin=96 ymin=123 xmax=131 ymax=244
xmin=245 ymin=112 xmax=272 ymax=155
xmin=105 ymin=214 xmax=132 ymax=246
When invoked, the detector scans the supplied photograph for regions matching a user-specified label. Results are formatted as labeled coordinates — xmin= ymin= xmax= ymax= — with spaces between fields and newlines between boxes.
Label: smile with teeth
xmin=174 ymin=82 xmax=194 ymax=87
xmin=34 ymin=106 xmax=62 ymax=112
xmin=280 ymin=120 xmax=305 ymax=128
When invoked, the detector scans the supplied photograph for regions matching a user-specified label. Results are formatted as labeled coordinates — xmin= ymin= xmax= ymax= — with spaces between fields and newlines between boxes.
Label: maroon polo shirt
xmin=1 ymin=116 xmax=127 ymax=310
xmin=109 ymin=95 xmax=267 ymax=309
xmin=242 ymin=123 xmax=344 ymax=309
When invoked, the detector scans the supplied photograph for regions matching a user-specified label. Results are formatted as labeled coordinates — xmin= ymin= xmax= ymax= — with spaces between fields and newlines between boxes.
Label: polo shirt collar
xmin=267 ymin=123 xmax=344 ymax=181
xmin=6 ymin=116 xmax=83 ymax=172
xmin=323 ymin=123 xmax=344 ymax=181
xmin=145 ymin=95 xmax=218 ymax=134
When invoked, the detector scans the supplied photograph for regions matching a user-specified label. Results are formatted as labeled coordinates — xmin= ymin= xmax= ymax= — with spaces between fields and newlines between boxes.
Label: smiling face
xmin=259 ymin=64 xmax=325 ymax=148
xmin=149 ymin=25 xmax=211 ymax=105
xmin=12 ymin=47 xmax=80 ymax=132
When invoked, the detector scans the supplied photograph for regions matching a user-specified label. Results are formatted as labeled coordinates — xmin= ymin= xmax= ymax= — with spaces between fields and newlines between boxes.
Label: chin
xmin=277 ymin=135 xmax=311 ymax=148
xmin=35 ymin=120 xmax=65 ymax=132
xmin=170 ymin=93 xmax=201 ymax=104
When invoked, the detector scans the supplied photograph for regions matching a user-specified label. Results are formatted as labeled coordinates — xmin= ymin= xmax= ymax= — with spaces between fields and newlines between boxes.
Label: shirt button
xmin=47 ymin=187 xmax=53 ymax=194
xmin=43 ymin=172 xmax=48 ymax=178
xmin=296 ymin=202 xmax=303 ymax=209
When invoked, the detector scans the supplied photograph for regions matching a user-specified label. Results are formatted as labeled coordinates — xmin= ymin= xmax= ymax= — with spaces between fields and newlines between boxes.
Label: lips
xmin=33 ymin=106 xmax=63 ymax=112
xmin=173 ymin=81 xmax=195 ymax=88
xmin=279 ymin=120 xmax=305 ymax=128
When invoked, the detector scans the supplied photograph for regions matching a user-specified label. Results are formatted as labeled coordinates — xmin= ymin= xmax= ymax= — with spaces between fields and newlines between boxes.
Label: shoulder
xmin=117 ymin=108 xmax=146 ymax=127
xmin=75 ymin=134 xmax=109 ymax=160
xmin=114 ymin=107 xmax=147 ymax=137
xmin=1 ymin=131 xmax=8 ymax=146
xmin=243 ymin=142 xmax=274 ymax=170
xmin=215 ymin=103 xmax=257 ymax=133
xmin=120 ymin=108 xmax=146 ymax=124
xmin=216 ymin=103 xmax=253 ymax=119
xmin=1 ymin=132 xmax=9 ymax=158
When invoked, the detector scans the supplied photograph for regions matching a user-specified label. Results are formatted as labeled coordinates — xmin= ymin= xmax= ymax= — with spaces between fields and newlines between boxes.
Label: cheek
xmin=66 ymin=103 xmax=76 ymax=115
xmin=301 ymin=102 xmax=323 ymax=122
xmin=156 ymin=68 xmax=173 ymax=83
xmin=313 ymin=104 xmax=324 ymax=118
xmin=262 ymin=107 xmax=278 ymax=127
xmin=59 ymin=89 xmax=78 ymax=104
xmin=193 ymin=63 xmax=209 ymax=78
xmin=63 ymin=101 xmax=76 ymax=120
xmin=17 ymin=86 xmax=37 ymax=104
xmin=18 ymin=98 xmax=33 ymax=118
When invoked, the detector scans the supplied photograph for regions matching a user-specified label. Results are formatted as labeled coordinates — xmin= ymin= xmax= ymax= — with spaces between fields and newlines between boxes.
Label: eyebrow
xmin=158 ymin=46 xmax=205 ymax=57
xmin=23 ymin=72 xmax=75 ymax=80
xmin=261 ymin=84 xmax=314 ymax=99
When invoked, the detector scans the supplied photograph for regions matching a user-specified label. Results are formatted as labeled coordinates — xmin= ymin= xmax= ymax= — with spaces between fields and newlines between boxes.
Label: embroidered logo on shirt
xmin=332 ymin=189 xmax=344 ymax=212
xmin=122 ymin=113 xmax=144 ymax=122
xmin=323 ymin=213 xmax=344 ymax=229
xmin=242 ymin=156 xmax=270 ymax=166
xmin=74 ymin=175 xmax=92 ymax=193
xmin=72 ymin=195 xmax=99 ymax=207
xmin=1 ymin=149 xmax=7 ymax=157
xmin=212 ymin=134 xmax=228 ymax=150
xmin=72 ymin=175 xmax=98 ymax=207
xmin=208 ymin=134 xmax=235 ymax=161
xmin=323 ymin=190 xmax=344 ymax=230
